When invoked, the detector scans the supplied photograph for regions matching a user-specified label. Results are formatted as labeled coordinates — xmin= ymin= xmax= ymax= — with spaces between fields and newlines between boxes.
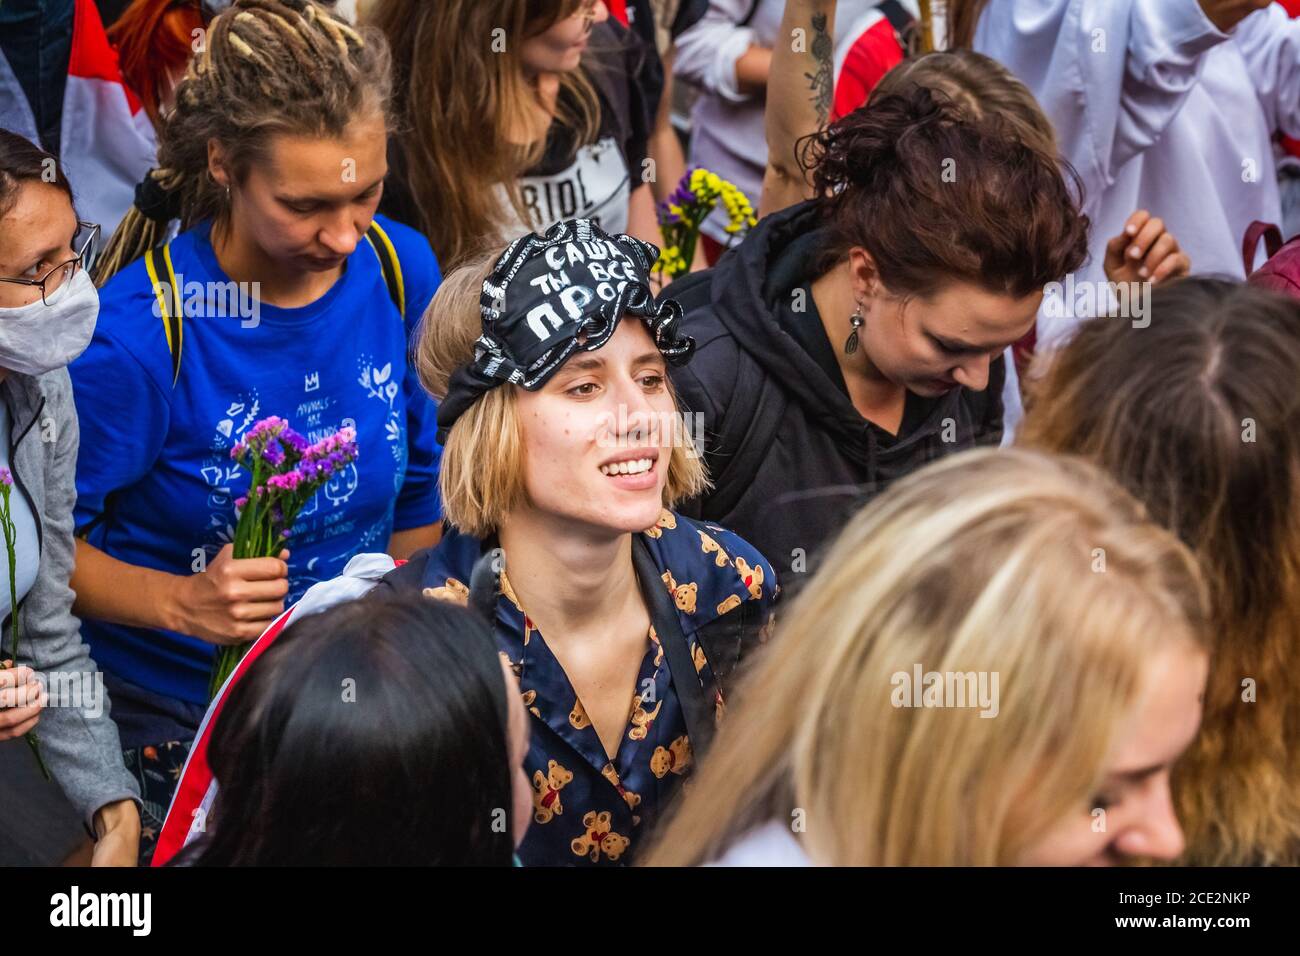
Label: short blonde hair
xmin=645 ymin=448 xmax=1209 ymax=866
xmin=417 ymin=253 xmax=710 ymax=537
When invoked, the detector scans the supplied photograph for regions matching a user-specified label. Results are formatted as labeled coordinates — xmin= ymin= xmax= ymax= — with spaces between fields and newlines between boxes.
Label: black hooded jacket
xmin=666 ymin=201 xmax=1005 ymax=573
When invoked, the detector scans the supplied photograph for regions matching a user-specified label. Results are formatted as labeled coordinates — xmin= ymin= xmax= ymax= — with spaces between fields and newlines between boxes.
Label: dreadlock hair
xmin=95 ymin=0 xmax=392 ymax=285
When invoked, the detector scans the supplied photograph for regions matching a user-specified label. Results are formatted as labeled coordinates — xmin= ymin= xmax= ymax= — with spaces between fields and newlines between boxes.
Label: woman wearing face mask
xmin=646 ymin=449 xmax=1210 ymax=867
xmin=370 ymin=0 xmax=662 ymax=269
xmin=665 ymin=85 xmax=1091 ymax=573
xmin=69 ymin=0 xmax=442 ymax=864
xmin=0 ymin=129 xmax=141 ymax=866
xmin=405 ymin=218 xmax=778 ymax=865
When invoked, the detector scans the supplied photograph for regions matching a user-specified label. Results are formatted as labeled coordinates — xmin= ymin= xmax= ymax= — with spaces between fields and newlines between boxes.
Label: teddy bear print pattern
xmin=419 ymin=509 xmax=777 ymax=865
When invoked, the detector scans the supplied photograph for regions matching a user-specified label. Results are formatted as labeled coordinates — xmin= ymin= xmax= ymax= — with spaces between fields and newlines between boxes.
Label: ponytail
xmin=94 ymin=167 xmax=184 ymax=286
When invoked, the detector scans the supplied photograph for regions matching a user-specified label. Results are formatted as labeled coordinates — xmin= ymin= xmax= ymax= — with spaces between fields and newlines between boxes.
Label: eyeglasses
xmin=0 ymin=221 xmax=101 ymax=307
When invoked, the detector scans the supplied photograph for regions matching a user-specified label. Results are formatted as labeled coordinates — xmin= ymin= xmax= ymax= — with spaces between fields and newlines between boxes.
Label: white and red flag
xmin=0 ymin=0 xmax=155 ymax=237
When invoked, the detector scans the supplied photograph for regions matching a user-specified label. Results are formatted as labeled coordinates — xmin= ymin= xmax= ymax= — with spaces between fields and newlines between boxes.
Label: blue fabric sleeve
xmin=381 ymin=215 xmax=444 ymax=529
xmin=69 ymin=280 xmax=173 ymax=531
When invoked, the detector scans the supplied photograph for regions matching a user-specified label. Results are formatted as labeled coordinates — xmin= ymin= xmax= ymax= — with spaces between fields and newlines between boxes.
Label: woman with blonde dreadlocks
xmin=68 ymin=0 xmax=442 ymax=862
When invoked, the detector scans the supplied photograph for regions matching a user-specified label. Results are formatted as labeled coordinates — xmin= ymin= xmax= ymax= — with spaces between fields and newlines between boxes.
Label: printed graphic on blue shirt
xmin=71 ymin=214 xmax=442 ymax=706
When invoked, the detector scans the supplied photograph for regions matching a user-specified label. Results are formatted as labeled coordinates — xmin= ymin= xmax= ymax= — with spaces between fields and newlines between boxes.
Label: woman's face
xmin=520 ymin=1 xmax=607 ymax=75
xmin=500 ymin=659 xmax=532 ymax=849
xmin=1017 ymin=641 xmax=1208 ymax=866
xmin=513 ymin=319 xmax=677 ymax=536
xmin=210 ymin=110 xmax=388 ymax=274
xmin=0 ymin=181 xmax=78 ymax=309
xmin=858 ymin=269 xmax=1041 ymax=397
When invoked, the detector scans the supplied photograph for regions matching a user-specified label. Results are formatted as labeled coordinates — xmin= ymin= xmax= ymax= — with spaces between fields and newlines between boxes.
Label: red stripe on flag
xmin=67 ymin=0 xmax=142 ymax=114
xmin=151 ymin=606 xmax=298 ymax=866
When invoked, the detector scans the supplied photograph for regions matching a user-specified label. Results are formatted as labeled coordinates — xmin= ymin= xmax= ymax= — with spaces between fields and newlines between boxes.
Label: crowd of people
xmin=0 ymin=0 xmax=1297 ymax=868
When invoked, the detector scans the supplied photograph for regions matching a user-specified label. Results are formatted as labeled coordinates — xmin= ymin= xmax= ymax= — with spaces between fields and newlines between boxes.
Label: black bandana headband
xmin=435 ymin=219 xmax=695 ymax=443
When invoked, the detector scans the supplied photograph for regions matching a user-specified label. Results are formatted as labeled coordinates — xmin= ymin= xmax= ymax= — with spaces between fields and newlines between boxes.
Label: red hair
xmin=108 ymin=0 xmax=208 ymax=128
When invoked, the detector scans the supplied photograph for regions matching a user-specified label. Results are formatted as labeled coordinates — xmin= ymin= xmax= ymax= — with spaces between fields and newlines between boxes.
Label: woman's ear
xmin=848 ymin=247 xmax=880 ymax=303
xmin=207 ymin=138 xmax=230 ymax=190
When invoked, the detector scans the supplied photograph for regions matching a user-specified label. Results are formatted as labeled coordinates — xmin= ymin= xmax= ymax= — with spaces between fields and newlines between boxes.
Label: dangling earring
xmin=845 ymin=302 xmax=864 ymax=355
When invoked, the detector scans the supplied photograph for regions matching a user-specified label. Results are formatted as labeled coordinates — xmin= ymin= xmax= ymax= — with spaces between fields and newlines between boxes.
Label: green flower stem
xmin=0 ymin=483 xmax=51 ymax=780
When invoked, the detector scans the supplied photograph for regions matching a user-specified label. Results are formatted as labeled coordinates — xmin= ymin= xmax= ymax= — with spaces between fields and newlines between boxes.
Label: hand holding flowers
xmin=208 ymin=417 xmax=359 ymax=697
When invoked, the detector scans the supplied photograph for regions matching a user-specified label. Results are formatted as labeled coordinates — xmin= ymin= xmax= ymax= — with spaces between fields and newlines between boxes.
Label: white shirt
xmin=976 ymin=1 xmax=1300 ymax=351
xmin=705 ymin=820 xmax=814 ymax=866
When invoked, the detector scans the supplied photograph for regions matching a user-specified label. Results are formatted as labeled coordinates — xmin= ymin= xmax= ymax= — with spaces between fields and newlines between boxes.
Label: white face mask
xmin=0 ymin=268 xmax=99 ymax=376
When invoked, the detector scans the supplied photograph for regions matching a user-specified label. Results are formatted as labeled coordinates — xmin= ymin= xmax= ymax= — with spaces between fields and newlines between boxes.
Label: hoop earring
xmin=844 ymin=302 xmax=864 ymax=355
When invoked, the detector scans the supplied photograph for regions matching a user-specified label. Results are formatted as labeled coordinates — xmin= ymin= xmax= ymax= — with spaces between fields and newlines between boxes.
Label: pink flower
xmin=0 ymin=469 xmax=11 ymax=489
xmin=267 ymin=471 xmax=305 ymax=493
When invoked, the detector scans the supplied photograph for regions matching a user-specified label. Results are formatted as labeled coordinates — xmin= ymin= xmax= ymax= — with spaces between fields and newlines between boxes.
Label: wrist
xmin=93 ymin=799 xmax=140 ymax=840
xmin=159 ymin=573 xmax=192 ymax=634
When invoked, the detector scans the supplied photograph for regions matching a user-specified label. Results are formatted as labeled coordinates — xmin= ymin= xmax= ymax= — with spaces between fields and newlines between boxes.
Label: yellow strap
xmin=365 ymin=219 xmax=406 ymax=317
xmin=162 ymin=243 xmax=182 ymax=381
xmin=145 ymin=243 xmax=183 ymax=386
xmin=144 ymin=248 xmax=171 ymax=352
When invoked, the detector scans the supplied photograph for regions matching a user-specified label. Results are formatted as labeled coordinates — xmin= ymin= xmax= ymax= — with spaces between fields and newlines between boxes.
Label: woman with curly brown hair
xmin=665 ymin=84 xmax=1091 ymax=572
xmin=1020 ymin=277 xmax=1300 ymax=866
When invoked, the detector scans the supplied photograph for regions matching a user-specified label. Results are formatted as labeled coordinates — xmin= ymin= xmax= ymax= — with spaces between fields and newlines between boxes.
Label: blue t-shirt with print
xmin=70 ymin=214 xmax=442 ymax=705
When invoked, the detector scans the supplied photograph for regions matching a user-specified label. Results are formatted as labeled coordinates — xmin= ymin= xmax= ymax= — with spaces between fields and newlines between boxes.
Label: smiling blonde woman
xmin=645 ymin=448 xmax=1211 ymax=867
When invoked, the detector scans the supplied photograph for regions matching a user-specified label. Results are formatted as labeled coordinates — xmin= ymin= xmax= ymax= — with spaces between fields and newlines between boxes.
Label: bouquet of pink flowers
xmin=209 ymin=417 xmax=359 ymax=697
xmin=0 ymin=468 xmax=50 ymax=779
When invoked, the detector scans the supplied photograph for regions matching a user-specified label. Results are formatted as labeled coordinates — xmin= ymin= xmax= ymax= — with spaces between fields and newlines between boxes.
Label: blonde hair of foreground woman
xmin=645 ymin=448 xmax=1210 ymax=866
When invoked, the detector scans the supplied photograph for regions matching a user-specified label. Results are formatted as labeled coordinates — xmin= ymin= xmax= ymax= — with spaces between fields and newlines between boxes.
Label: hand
xmin=1104 ymin=210 xmax=1190 ymax=286
xmin=0 ymin=661 xmax=45 ymax=740
xmin=174 ymin=544 xmax=290 ymax=645
xmin=91 ymin=799 xmax=141 ymax=867
xmin=1198 ymin=0 xmax=1271 ymax=32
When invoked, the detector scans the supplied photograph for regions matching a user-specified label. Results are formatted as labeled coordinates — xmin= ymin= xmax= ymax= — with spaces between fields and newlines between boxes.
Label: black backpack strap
xmin=363 ymin=220 xmax=406 ymax=318
xmin=144 ymin=241 xmax=182 ymax=387
xmin=738 ymin=0 xmax=761 ymax=28
xmin=632 ymin=536 xmax=716 ymax=757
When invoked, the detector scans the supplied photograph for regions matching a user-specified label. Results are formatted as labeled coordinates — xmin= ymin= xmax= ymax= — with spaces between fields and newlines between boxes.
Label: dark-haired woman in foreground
xmin=175 ymin=594 xmax=531 ymax=866
xmin=665 ymin=86 xmax=1091 ymax=571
